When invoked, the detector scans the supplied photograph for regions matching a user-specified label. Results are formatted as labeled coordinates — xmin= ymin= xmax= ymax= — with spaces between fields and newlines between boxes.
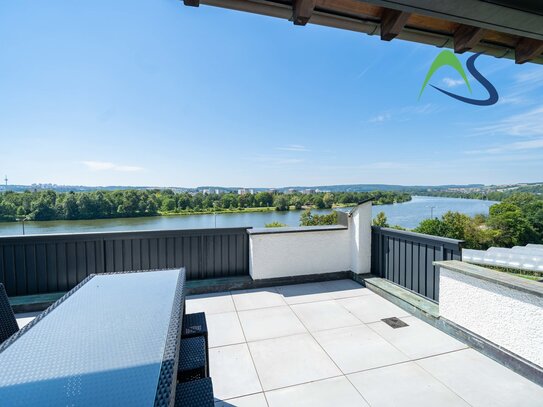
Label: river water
xmin=0 ymin=196 xmax=497 ymax=236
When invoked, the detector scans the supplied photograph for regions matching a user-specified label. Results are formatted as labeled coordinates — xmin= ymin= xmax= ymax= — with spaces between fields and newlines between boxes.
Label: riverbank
xmin=0 ymin=202 xmax=390 ymax=224
xmin=0 ymin=196 xmax=495 ymax=236
xmin=159 ymin=206 xmax=277 ymax=216
xmin=159 ymin=203 xmax=369 ymax=217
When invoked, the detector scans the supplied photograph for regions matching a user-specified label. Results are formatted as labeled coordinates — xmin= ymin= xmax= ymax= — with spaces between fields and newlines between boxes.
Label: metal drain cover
xmin=381 ymin=317 xmax=408 ymax=329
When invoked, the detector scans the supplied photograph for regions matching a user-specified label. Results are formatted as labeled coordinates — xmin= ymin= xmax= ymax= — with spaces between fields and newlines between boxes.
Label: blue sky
xmin=1 ymin=0 xmax=543 ymax=188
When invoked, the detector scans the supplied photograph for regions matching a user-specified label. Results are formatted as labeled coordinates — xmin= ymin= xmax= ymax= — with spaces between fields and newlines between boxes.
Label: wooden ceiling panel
xmin=406 ymin=14 xmax=457 ymax=35
xmin=315 ymin=0 xmax=380 ymax=19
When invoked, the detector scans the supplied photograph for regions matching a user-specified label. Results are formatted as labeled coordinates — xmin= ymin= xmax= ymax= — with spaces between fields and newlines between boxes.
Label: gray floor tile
xmin=337 ymin=294 xmax=409 ymax=323
xmin=291 ymin=300 xmax=362 ymax=332
xmin=266 ymin=376 xmax=369 ymax=407
xmin=215 ymin=392 xmax=268 ymax=407
xmin=207 ymin=312 xmax=246 ymax=348
xmin=317 ymin=279 xmax=375 ymax=299
xmin=368 ymin=316 xmax=467 ymax=359
xmin=186 ymin=292 xmax=236 ymax=315
xmin=417 ymin=349 xmax=543 ymax=407
xmin=248 ymin=333 xmax=341 ymax=391
xmin=275 ymin=283 xmax=334 ymax=305
xmin=210 ymin=343 xmax=262 ymax=400
xmin=348 ymin=361 xmax=470 ymax=407
xmin=238 ymin=306 xmax=307 ymax=342
xmin=231 ymin=287 xmax=286 ymax=311
xmin=313 ymin=324 xmax=409 ymax=374
xmin=15 ymin=312 xmax=40 ymax=329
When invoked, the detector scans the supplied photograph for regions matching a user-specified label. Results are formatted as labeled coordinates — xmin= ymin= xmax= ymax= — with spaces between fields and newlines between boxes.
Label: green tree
xmin=273 ymin=195 xmax=289 ymax=211
xmin=255 ymin=192 xmax=273 ymax=207
xmin=372 ymin=212 xmax=389 ymax=227
xmin=63 ymin=193 xmax=80 ymax=219
xmin=29 ymin=198 xmax=56 ymax=220
xmin=487 ymin=202 xmax=536 ymax=246
xmin=414 ymin=218 xmax=444 ymax=236
xmin=265 ymin=221 xmax=287 ymax=228
xmin=290 ymin=195 xmax=303 ymax=210
xmin=220 ymin=193 xmax=238 ymax=209
xmin=300 ymin=210 xmax=338 ymax=226
xmin=322 ymin=193 xmax=334 ymax=209
xmin=161 ymin=198 xmax=176 ymax=212
xmin=313 ymin=196 xmax=325 ymax=209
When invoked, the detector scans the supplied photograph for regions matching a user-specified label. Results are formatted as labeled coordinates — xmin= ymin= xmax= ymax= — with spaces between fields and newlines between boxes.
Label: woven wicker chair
xmin=0 ymin=283 xmax=19 ymax=345
xmin=178 ymin=336 xmax=207 ymax=382
xmin=182 ymin=312 xmax=209 ymax=374
xmin=174 ymin=377 xmax=214 ymax=407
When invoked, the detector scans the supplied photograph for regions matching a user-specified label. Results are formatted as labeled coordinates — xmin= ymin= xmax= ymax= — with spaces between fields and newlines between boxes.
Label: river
xmin=0 ymin=196 xmax=497 ymax=236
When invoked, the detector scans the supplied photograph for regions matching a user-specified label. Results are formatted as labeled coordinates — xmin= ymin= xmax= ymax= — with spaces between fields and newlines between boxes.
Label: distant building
xmin=268 ymin=188 xmax=278 ymax=194
xmin=302 ymin=189 xmax=316 ymax=194
xmin=238 ymin=188 xmax=248 ymax=195
xmin=286 ymin=188 xmax=298 ymax=194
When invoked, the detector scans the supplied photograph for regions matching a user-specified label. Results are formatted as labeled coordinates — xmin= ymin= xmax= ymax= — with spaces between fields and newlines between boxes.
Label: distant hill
xmin=275 ymin=184 xmax=485 ymax=193
xmin=2 ymin=182 xmax=542 ymax=194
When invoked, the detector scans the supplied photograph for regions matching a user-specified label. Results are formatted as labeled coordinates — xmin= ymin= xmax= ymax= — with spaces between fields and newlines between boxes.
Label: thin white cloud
xmin=323 ymin=161 xmax=410 ymax=171
xmin=501 ymin=68 xmax=543 ymax=103
xmin=400 ymin=104 xmax=441 ymax=115
xmin=466 ymin=105 xmax=543 ymax=154
xmin=474 ymin=106 xmax=543 ymax=137
xmin=515 ymin=69 xmax=543 ymax=84
xmin=356 ymin=66 xmax=371 ymax=79
xmin=275 ymin=144 xmax=309 ymax=152
xmin=442 ymin=77 xmax=465 ymax=88
xmin=360 ymin=161 xmax=407 ymax=170
xmin=496 ymin=96 xmax=528 ymax=106
xmin=245 ymin=154 xmax=306 ymax=167
xmin=277 ymin=158 xmax=305 ymax=165
xmin=368 ymin=113 xmax=391 ymax=123
xmin=368 ymin=104 xmax=440 ymax=124
xmin=82 ymin=161 xmax=144 ymax=172
xmin=468 ymin=139 xmax=543 ymax=155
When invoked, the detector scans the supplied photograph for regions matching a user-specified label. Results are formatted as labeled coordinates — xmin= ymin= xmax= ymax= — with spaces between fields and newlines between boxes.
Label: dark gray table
xmin=0 ymin=268 xmax=185 ymax=407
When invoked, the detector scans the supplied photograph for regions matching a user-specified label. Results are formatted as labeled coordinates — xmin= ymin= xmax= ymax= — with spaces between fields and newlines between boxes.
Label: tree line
xmin=413 ymin=184 xmax=543 ymax=202
xmin=0 ymin=189 xmax=411 ymax=222
xmin=373 ymin=192 xmax=543 ymax=249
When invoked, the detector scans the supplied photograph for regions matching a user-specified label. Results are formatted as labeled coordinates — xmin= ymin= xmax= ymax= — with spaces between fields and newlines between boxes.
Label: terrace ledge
xmin=434 ymin=260 xmax=543 ymax=298
xmin=248 ymin=225 xmax=348 ymax=235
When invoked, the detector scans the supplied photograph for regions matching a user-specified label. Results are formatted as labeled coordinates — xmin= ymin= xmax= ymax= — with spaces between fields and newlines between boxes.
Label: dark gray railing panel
xmin=0 ymin=235 xmax=105 ymax=297
xmin=0 ymin=227 xmax=250 ymax=297
xmin=371 ymin=227 xmax=463 ymax=302
xmin=101 ymin=228 xmax=250 ymax=281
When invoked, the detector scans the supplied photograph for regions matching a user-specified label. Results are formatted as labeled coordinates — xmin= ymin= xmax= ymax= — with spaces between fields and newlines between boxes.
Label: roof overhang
xmin=182 ymin=0 xmax=543 ymax=64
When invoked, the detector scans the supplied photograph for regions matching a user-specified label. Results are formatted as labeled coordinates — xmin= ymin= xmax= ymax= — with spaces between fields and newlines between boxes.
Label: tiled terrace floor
xmin=185 ymin=279 xmax=543 ymax=407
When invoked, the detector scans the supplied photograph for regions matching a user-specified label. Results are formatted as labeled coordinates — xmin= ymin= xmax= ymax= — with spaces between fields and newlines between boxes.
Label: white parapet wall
xmin=349 ymin=202 xmax=372 ymax=275
xmin=248 ymin=201 xmax=372 ymax=280
xmin=436 ymin=260 xmax=543 ymax=368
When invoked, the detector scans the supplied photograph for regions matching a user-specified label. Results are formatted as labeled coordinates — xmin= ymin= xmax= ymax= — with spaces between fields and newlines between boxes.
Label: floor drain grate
xmin=381 ymin=317 xmax=408 ymax=329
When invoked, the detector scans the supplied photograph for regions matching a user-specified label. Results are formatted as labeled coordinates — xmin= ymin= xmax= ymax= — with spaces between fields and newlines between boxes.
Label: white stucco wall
xmin=248 ymin=201 xmax=373 ymax=280
xmin=349 ymin=203 xmax=372 ymax=275
xmin=249 ymin=228 xmax=351 ymax=280
xmin=439 ymin=265 xmax=543 ymax=367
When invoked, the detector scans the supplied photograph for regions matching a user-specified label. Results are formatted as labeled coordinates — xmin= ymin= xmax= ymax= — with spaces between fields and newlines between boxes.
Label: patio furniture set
xmin=0 ymin=268 xmax=214 ymax=406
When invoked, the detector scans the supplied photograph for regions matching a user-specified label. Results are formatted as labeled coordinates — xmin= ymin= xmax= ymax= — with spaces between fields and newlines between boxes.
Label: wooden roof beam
xmin=454 ymin=25 xmax=485 ymax=53
xmin=515 ymin=37 xmax=543 ymax=64
xmin=292 ymin=0 xmax=316 ymax=26
xmin=380 ymin=8 xmax=410 ymax=41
